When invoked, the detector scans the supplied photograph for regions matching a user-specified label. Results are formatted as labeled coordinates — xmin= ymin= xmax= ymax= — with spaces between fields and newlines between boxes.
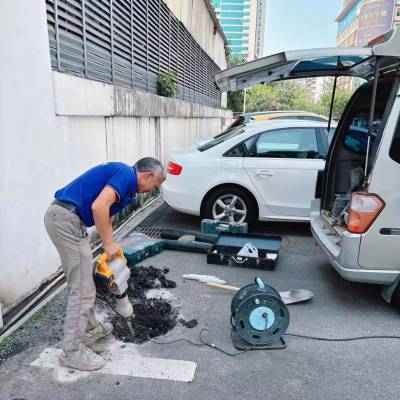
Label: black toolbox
xmin=207 ymin=232 xmax=282 ymax=270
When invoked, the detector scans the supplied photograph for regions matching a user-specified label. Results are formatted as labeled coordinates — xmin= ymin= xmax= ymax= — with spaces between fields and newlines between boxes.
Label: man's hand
xmin=104 ymin=241 xmax=121 ymax=261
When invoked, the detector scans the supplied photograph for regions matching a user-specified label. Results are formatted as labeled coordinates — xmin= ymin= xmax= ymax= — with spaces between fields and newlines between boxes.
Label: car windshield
xmin=198 ymin=127 xmax=245 ymax=151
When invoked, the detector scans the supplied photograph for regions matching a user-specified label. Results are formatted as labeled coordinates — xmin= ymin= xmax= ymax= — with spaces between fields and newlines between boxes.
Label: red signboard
xmin=356 ymin=0 xmax=395 ymax=46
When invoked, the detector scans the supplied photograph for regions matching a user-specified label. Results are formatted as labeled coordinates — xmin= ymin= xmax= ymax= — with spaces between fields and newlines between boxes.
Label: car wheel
xmin=390 ymin=282 xmax=400 ymax=309
xmin=203 ymin=187 xmax=258 ymax=225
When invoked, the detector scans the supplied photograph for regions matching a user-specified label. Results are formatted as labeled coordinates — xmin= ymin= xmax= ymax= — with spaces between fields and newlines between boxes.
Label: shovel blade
xmin=279 ymin=289 xmax=314 ymax=305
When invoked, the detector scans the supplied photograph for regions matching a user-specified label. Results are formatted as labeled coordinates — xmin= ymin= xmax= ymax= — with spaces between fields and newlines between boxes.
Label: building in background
xmin=304 ymin=77 xmax=333 ymax=104
xmin=212 ymin=0 xmax=267 ymax=61
xmin=336 ymin=0 xmax=400 ymax=90
xmin=255 ymin=0 xmax=267 ymax=58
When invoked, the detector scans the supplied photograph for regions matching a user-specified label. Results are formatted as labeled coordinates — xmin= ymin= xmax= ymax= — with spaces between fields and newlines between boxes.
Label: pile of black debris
xmin=110 ymin=266 xmax=191 ymax=343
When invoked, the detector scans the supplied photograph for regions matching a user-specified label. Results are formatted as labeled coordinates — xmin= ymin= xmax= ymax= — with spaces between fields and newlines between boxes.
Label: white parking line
xmin=31 ymin=343 xmax=197 ymax=383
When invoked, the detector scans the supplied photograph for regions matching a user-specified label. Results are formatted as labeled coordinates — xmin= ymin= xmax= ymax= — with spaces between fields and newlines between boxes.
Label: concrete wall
xmin=0 ymin=0 xmax=231 ymax=314
xmin=165 ymin=0 xmax=227 ymax=69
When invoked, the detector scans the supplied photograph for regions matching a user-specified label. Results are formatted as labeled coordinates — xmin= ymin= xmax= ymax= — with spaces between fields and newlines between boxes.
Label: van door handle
xmin=256 ymin=169 xmax=273 ymax=177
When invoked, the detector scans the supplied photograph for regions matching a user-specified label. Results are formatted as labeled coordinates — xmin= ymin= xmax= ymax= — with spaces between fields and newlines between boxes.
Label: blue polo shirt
xmin=55 ymin=162 xmax=138 ymax=227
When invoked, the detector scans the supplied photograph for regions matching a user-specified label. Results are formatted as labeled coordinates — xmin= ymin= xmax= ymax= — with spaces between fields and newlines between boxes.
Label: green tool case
xmin=201 ymin=219 xmax=248 ymax=235
xmin=120 ymin=232 xmax=165 ymax=266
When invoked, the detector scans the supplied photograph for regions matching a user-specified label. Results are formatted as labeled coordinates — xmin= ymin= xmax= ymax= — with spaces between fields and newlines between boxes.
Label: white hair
xmin=134 ymin=157 xmax=165 ymax=179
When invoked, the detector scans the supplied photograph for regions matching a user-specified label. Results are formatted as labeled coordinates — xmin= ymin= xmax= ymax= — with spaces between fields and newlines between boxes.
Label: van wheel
xmin=203 ymin=187 xmax=258 ymax=226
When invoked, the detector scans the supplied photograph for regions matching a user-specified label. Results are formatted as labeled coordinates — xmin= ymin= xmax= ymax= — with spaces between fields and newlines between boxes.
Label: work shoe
xmin=84 ymin=322 xmax=113 ymax=346
xmin=59 ymin=344 xmax=106 ymax=371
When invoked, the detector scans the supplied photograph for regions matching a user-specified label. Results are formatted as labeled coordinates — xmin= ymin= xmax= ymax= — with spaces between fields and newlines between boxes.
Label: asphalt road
xmin=1 ymin=204 xmax=400 ymax=400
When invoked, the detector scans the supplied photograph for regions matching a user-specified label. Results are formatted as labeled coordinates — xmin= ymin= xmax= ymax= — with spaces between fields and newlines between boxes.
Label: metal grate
xmin=134 ymin=226 xmax=162 ymax=239
xmin=46 ymin=0 xmax=221 ymax=107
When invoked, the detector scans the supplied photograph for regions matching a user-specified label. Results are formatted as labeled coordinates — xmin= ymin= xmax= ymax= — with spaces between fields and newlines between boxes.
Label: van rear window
xmin=343 ymin=112 xmax=382 ymax=154
xmin=389 ymin=120 xmax=400 ymax=164
xmin=344 ymin=126 xmax=374 ymax=154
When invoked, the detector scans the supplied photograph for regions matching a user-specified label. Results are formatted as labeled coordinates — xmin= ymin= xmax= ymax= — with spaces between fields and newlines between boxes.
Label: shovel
xmin=206 ymin=282 xmax=313 ymax=305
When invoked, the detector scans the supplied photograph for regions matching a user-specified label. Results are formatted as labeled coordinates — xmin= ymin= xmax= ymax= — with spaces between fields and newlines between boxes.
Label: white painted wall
xmin=0 ymin=0 xmax=231 ymax=315
xmin=0 ymin=0 xmax=61 ymax=310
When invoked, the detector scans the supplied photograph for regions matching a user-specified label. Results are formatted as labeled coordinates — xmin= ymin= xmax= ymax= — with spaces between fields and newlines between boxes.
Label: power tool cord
xmin=147 ymin=329 xmax=252 ymax=357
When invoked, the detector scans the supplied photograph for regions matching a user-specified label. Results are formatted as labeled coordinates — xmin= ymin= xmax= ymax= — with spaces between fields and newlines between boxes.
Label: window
xmin=225 ymin=136 xmax=257 ymax=157
xmin=224 ymin=26 xmax=245 ymax=32
xmin=253 ymin=129 xmax=320 ymax=159
xmin=389 ymin=118 xmax=400 ymax=164
xmin=271 ymin=116 xmax=301 ymax=121
xmin=221 ymin=4 xmax=250 ymax=11
xmin=343 ymin=112 xmax=382 ymax=154
xmin=338 ymin=78 xmax=396 ymax=159
xmin=221 ymin=12 xmax=249 ymax=18
xmin=221 ymin=19 xmax=244 ymax=25
xmin=226 ymin=32 xmax=249 ymax=39
xmin=214 ymin=117 xmax=246 ymax=138
xmin=271 ymin=115 xmax=326 ymax=122
xmin=218 ymin=0 xmax=244 ymax=4
xmin=305 ymin=116 xmax=327 ymax=122
xmin=198 ymin=127 xmax=245 ymax=152
xmin=228 ymin=39 xmax=246 ymax=46
xmin=230 ymin=46 xmax=248 ymax=52
xmin=344 ymin=126 xmax=371 ymax=154
xmin=327 ymin=128 xmax=336 ymax=144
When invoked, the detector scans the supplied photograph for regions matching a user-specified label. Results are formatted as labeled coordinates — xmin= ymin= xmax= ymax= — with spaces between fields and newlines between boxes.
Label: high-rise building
xmin=336 ymin=0 xmax=400 ymax=90
xmin=304 ymin=77 xmax=334 ymax=104
xmin=212 ymin=0 xmax=267 ymax=61
xmin=255 ymin=0 xmax=267 ymax=58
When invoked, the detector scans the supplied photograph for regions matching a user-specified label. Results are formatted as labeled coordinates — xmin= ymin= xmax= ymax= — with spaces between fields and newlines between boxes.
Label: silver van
xmin=215 ymin=29 xmax=400 ymax=305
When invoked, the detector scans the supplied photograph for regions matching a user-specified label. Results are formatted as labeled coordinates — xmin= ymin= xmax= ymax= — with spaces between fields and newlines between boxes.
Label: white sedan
xmin=163 ymin=120 xmax=332 ymax=225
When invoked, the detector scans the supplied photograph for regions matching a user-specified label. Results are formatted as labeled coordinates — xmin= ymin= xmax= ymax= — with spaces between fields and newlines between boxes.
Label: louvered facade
xmin=46 ymin=0 xmax=222 ymax=107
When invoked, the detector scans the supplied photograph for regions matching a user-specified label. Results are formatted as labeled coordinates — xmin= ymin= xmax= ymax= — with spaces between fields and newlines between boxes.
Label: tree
xmin=319 ymin=89 xmax=353 ymax=119
xmin=228 ymin=54 xmax=246 ymax=68
xmin=226 ymin=55 xmax=247 ymax=113
xmin=227 ymin=90 xmax=244 ymax=113
xmin=271 ymin=81 xmax=309 ymax=110
xmin=225 ymin=56 xmax=352 ymax=116
xmin=245 ymin=81 xmax=310 ymax=113
xmin=246 ymin=85 xmax=277 ymax=112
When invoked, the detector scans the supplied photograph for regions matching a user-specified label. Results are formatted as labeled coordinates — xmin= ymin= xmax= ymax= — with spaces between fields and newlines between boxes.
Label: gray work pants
xmin=44 ymin=204 xmax=98 ymax=352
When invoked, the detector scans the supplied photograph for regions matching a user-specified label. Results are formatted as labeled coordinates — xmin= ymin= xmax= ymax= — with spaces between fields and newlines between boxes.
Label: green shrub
xmin=157 ymin=71 xmax=178 ymax=98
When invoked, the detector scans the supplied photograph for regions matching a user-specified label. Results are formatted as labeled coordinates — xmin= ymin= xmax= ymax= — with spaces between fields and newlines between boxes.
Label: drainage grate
xmin=134 ymin=226 xmax=163 ymax=239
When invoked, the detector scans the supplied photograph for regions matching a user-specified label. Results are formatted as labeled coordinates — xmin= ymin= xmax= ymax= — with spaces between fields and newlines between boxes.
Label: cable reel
xmin=231 ymin=278 xmax=290 ymax=350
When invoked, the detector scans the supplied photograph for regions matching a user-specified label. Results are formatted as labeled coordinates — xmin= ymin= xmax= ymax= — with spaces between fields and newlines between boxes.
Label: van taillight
xmin=167 ymin=161 xmax=182 ymax=175
xmin=347 ymin=193 xmax=384 ymax=234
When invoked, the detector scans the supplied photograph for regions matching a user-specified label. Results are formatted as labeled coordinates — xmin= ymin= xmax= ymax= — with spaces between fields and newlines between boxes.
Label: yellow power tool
xmin=94 ymin=248 xmax=133 ymax=318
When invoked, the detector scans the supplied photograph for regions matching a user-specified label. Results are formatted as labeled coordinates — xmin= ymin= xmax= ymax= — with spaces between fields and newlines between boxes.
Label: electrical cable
xmin=261 ymin=313 xmax=400 ymax=342
xmin=285 ymin=333 xmax=400 ymax=342
xmin=147 ymin=329 xmax=251 ymax=357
